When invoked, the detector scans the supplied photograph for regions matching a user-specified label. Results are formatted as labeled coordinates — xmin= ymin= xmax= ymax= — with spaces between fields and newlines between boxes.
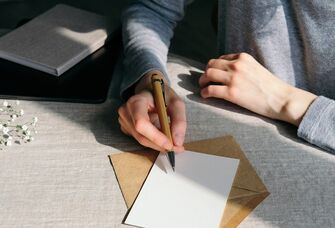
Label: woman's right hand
xmin=118 ymin=71 xmax=186 ymax=152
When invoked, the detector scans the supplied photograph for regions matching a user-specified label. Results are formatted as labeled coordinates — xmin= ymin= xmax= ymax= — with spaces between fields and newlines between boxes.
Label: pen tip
xmin=172 ymin=166 xmax=175 ymax=172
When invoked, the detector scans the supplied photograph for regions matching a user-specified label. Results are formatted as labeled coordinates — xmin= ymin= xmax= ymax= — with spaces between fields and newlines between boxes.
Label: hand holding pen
xmin=118 ymin=70 xmax=186 ymax=154
xmin=151 ymin=72 xmax=176 ymax=170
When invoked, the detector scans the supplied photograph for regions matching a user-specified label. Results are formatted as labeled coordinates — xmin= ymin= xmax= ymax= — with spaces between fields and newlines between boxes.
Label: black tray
xmin=0 ymin=28 xmax=121 ymax=104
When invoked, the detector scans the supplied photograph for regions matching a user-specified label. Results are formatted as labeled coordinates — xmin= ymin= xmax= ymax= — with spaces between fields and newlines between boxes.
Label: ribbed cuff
xmin=298 ymin=96 xmax=335 ymax=153
xmin=120 ymin=52 xmax=169 ymax=101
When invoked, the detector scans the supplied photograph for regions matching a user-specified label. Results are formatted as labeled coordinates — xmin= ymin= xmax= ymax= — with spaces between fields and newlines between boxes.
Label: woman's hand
xmin=199 ymin=53 xmax=317 ymax=126
xmin=118 ymin=71 xmax=186 ymax=152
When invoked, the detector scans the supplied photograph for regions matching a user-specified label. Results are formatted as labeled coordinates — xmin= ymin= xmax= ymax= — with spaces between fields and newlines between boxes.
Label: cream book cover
xmin=0 ymin=4 xmax=110 ymax=76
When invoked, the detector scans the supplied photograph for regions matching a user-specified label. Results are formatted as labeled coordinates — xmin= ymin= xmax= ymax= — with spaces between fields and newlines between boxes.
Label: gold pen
xmin=150 ymin=71 xmax=175 ymax=171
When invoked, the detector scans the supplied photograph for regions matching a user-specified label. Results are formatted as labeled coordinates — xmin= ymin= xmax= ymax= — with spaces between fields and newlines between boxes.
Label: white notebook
xmin=0 ymin=4 xmax=110 ymax=76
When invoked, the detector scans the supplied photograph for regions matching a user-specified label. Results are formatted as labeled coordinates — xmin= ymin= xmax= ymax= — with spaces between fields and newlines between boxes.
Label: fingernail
xmin=200 ymin=89 xmax=207 ymax=98
xmin=162 ymin=140 xmax=173 ymax=150
xmin=174 ymin=133 xmax=184 ymax=146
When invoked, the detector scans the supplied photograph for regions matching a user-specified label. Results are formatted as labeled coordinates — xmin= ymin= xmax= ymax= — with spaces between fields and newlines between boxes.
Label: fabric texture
xmin=120 ymin=0 xmax=335 ymax=152
xmin=1 ymin=58 xmax=335 ymax=227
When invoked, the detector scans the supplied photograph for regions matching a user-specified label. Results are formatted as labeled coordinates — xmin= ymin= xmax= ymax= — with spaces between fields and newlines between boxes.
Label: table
xmin=0 ymin=55 xmax=334 ymax=227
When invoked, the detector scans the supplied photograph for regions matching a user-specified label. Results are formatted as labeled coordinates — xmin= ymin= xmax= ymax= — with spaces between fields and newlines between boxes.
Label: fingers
xmin=118 ymin=92 xmax=170 ymax=151
xmin=205 ymin=53 xmax=248 ymax=73
xmin=167 ymin=96 xmax=187 ymax=150
xmin=219 ymin=53 xmax=240 ymax=60
xmin=199 ymin=68 xmax=231 ymax=88
xmin=200 ymin=85 xmax=232 ymax=100
xmin=126 ymin=93 xmax=174 ymax=150
xmin=206 ymin=58 xmax=230 ymax=71
xmin=199 ymin=53 xmax=243 ymax=90
xmin=199 ymin=57 xmax=235 ymax=88
xmin=119 ymin=113 xmax=164 ymax=152
xmin=118 ymin=88 xmax=186 ymax=153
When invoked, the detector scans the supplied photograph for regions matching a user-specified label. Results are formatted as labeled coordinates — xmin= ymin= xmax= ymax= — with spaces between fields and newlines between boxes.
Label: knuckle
xmin=134 ymin=118 xmax=146 ymax=133
xmin=136 ymin=135 xmax=147 ymax=146
xmin=126 ymin=95 xmax=143 ymax=112
xmin=227 ymin=87 xmax=239 ymax=99
xmin=230 ymin=61 xmax=243 ymax=71
xmin=120 ymin=126 xmax=127 ymax=134
xmin=127 ymin=95 xmax=140 ymax=106
xmin=117 ymin=106 xmax=125 ymax=117
xmin=229 ymin=71 xmax=240 ymax=86
xmin=205 ymin=68 xmax=215 ymax=76
xmin=238 ymin=52 xmax=251 ymax=60
xmin=199 ymin=74 xmax=205 ymax=84
xmin=230 ymin=72 xmax=239 ymax=81
xmin=207 ymin=59 xmax=216 ymax=67
xmin=207 ymin=85 xmax=217 ymax=95
xmin=172 ymin=97 xmax=185 ymax=109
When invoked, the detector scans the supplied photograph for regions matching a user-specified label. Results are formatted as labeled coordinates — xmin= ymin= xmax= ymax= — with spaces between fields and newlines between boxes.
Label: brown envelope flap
xmin=220 ymin=192 xmax=270 ymax=228
xmin=110 ymin=136 xmax=270 ymax=228
xmin=110 ymin=135 xmax=268 ymax=209
xmin=110 ymin=149 xmax=158 ymax=208
xmin=185 ymin=136 xmax=268 ymax=194
xmin=229 ymin=186 xmax=263 ymax=199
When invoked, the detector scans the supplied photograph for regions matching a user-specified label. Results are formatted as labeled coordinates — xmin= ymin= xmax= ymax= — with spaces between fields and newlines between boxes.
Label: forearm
xmin=199 ymin=53 xmax=334 ymax=151
xmin=121 ymin=0 xmax=186 ymax=99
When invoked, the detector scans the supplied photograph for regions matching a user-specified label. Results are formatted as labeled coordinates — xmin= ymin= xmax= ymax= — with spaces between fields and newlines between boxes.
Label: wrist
xmin=134 ymin=70 xmax=168 ymax=94
xmin=278 ymin=86 xmax=317 ymax=126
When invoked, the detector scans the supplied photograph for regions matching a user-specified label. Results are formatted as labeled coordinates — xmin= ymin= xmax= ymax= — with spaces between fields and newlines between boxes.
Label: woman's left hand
xmin=199 ymin=52 xmax=317 ymax=126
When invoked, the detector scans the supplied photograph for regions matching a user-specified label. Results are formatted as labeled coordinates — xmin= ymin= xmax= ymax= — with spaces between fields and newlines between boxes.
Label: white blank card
xmin=125 ymin=151 xmax=239 ymax=228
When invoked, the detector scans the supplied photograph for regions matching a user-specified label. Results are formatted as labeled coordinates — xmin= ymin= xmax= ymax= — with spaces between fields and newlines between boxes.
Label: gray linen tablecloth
xmin=0 ymin=55 xmax=334 ymax=227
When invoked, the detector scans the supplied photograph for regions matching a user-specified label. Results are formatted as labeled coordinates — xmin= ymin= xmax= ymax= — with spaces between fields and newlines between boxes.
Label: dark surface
xmin=0 ymin=0 xmax=125 ymax=103
xmin=0 ymin=0 xmax=217 ymax=103
xmin=0 ymin=28 xmax=122 ymax=103
xmin=0 ymin=0 xmax=217 ymax=62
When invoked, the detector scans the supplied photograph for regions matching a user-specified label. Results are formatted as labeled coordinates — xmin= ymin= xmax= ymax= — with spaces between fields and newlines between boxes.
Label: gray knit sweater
xmin=120 ymin=0 xmax=335 ymax=153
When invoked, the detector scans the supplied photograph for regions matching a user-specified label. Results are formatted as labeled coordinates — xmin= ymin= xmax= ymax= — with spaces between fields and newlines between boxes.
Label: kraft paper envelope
xmin=110 ymin=136 xmax=270 ymax=228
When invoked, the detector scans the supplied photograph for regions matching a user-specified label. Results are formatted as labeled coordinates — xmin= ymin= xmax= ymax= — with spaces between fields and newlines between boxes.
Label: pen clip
xmin=152 ymin=75 xmax=167 ymax=108
xmin=161 ymin=80 xmax=167 ymax=108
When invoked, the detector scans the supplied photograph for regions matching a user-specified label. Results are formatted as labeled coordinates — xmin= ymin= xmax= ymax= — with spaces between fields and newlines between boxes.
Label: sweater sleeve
xmin=120 ymin=0 xmax=188 ymax=100
xmin=298 ymin=96 xmax=335 ymax=153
